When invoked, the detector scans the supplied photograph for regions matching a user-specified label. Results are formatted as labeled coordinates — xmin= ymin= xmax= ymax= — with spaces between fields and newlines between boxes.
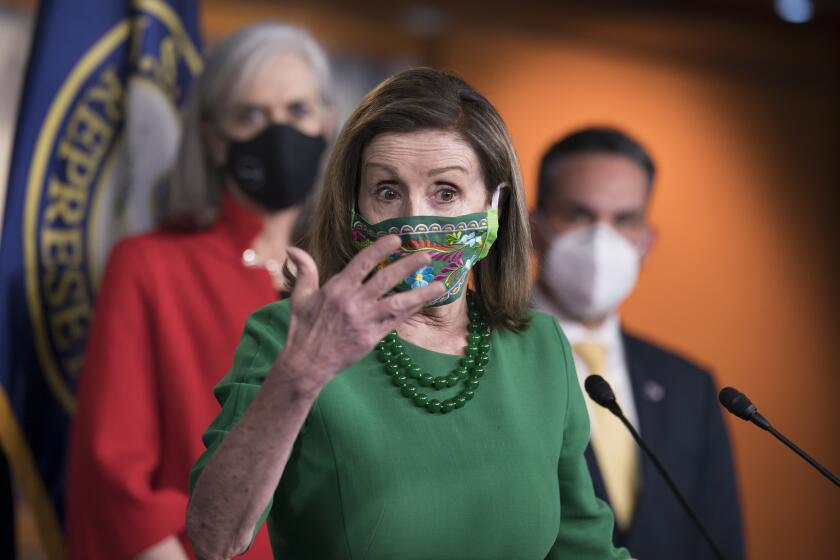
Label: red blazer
xmin=67 ymin=195 xmax=278 ymax=559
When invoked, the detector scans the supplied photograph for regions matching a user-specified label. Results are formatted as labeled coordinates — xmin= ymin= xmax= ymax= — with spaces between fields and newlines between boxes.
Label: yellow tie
xmin=573 ymin=340 xmax=639 ymax=531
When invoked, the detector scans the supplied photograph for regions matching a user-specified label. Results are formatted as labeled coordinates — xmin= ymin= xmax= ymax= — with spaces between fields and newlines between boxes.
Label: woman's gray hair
xmin=161 ymin=22 xmax=333 ymax=229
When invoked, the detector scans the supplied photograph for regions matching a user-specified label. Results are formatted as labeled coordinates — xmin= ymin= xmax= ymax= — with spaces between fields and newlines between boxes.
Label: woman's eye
xmin=436 ymin=188 xmax=458 ymax=203
xmin=236 ymin=108 xmax=267 ymax=127
xmin=289 ymin=103 xmax=311 ymax=120
xmin=376 ymin=186 xmax=400 ymax=201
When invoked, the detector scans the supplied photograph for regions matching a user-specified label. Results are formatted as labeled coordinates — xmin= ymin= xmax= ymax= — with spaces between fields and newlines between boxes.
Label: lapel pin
xmin=643 ymin=380 xmax=665 ymax=402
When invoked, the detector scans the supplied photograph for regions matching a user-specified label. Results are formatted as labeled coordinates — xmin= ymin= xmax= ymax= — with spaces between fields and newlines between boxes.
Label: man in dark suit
xmin=530 ymin=127 xmax=745 ymax=560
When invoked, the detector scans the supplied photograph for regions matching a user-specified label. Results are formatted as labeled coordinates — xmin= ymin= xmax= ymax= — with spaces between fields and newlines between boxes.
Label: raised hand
xmin=280 ymin=234 xmax=445 ymax=393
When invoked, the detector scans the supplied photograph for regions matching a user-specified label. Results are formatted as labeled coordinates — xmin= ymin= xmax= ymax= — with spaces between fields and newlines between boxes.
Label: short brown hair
xmin=307 ymin=67 xmax=531 ymax=331
xmin=537 ymin=126 xmax=655 ymax=212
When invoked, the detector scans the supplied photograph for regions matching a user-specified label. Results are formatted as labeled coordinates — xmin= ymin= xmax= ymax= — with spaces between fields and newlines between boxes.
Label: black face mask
xmin=225 ymin=123 xmax=327 ymax=212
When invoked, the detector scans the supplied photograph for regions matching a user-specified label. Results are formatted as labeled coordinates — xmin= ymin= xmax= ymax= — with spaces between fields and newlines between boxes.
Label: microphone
xmin=718 ymin=387 xmax=770 ymax=429
xmin=719 ymin=387 xmax=840 ymax=489
xmin=584 ymin=375 xmax=726 ymax=560
xmin=583 ymin=374 xmax=621 ymax=416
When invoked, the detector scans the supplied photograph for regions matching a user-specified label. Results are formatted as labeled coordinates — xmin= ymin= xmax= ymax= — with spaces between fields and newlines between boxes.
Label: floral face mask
xmin=351 ymin=188 xmax=501 ymax=307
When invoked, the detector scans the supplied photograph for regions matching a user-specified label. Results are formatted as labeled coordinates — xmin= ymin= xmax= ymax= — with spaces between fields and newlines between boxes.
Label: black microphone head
xmin=585 ymin=375 xmax=617 ymax=408
xmin=719 ymin=387 xmax=757 ymax=420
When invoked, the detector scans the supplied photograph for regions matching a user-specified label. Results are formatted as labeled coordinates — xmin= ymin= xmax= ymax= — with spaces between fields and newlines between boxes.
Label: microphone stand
xmin=613 ymin=410 xmax=727 ymax=560
xmin=719 ymin=387 xmax=840 ymax=489
xmin=757 ymin=420 xmax=840 ymax=488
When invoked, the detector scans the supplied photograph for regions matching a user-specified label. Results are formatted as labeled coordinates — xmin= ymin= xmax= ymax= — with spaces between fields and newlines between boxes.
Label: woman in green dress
xmin=187 ymin=67 xmax=631 ymax=560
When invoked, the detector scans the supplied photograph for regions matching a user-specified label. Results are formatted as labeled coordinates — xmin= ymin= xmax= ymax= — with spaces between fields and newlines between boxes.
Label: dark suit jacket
xmin=584 ymin=331 xmax=746 ymax=560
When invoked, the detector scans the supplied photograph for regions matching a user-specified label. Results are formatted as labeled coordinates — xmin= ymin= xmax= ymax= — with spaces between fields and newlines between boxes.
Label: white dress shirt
xmin=531 ymin=286 xmax=640 ymax=437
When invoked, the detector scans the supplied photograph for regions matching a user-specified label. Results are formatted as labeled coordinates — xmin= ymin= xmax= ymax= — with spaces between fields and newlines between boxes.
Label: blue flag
xmin=0 ymin=2 xmax=201 ymax=557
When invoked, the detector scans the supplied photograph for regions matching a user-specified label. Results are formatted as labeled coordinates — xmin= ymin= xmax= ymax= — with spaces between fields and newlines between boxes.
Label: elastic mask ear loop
xmin=490 ymin=185 xmax=502 ymax=211
xmin=476 ymin=186 xmax=503 ymax=261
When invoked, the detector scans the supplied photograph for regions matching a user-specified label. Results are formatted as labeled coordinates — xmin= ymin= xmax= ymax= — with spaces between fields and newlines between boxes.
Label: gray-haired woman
xmin=187 ymin=68 xmax=631 ymax=560
xmin=66 ymin=23 xmax=334 ymax=560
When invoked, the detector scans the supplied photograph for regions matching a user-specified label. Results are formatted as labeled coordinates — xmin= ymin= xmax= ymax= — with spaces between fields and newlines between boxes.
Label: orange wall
xmin=205 ymin=3 xmax=840 ymax=557
xmin=437 ymin=21 xmax=840 ymax=559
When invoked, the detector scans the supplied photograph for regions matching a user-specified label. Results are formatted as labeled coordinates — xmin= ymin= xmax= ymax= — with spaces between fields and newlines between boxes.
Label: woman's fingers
xmin=339 ymin=235 xmax=402 ymax=287
xmin=360 ymin=251 xmax=433 ymax=299
xmin=285 ymin=238 xmax=445 ymax=374
xmin=286 ymin=247 xmax=319 ymax=300
xmin=375 ymin=281 xmax=446 ymax=325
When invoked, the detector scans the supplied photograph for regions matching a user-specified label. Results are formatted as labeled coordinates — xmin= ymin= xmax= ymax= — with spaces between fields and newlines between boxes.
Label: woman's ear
xmin=201 ymin=121 xmax=228 ymax=168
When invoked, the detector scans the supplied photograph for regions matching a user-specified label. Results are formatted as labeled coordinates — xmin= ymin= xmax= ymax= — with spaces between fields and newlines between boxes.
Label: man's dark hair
xmin=536 ymin=126 xmax=655 ymax=211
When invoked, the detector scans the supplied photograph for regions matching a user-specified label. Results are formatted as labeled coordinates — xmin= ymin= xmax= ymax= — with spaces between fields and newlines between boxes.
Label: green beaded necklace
xmin=376 ymin=293 xmax=491 ymax=414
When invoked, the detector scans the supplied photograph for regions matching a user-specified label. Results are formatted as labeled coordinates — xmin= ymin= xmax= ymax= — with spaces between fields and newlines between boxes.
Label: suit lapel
xmin=585 ymin=443 xmax=624 ymax=543
xmin=622 ymin=330 xmax=669 ymax=542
